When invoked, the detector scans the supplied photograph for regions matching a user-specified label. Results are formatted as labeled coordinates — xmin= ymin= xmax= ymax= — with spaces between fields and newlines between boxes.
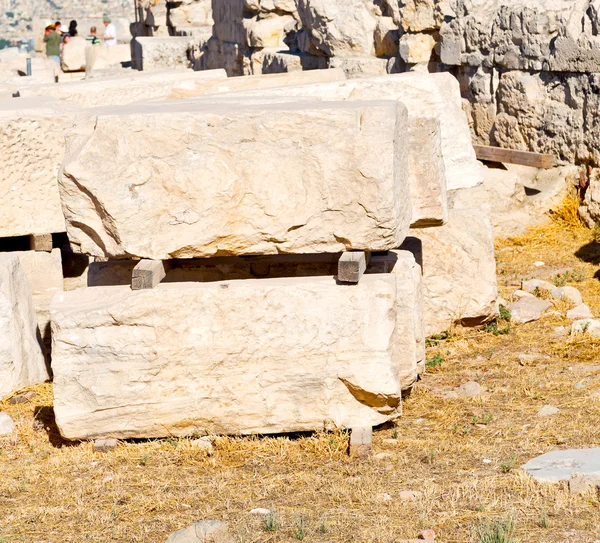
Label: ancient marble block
xmin=60 ymin=99 xmax=410 ymax=259
xmin=51 ymin=273 xmax=415 ymax=439
xmin=0 ymin=255 xmax=48 ymax=399
xmin=0 ymin=97 xmax=73 ymax=238
xmin=133 ymin=37 xmax=192 ymax=71
xmin=401 ymin=209 xmax=498 ymax=336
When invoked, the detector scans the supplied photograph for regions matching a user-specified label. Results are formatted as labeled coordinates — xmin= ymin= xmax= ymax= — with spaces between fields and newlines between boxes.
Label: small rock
xmin=571 ymin=319 xmax=600 ymax=338
xmin=249 ymin=508 xmax=270 ymax=515
xmin=569 ymin=474 xmax=600 ymax=495
xmin=482 ymin=458 xmax=492 ymax=464
xmin=574 ymin=383 xmax=586 ymax=390
xmin=165 ymin=520 xmax=234 ymax=543
xmin=512 ymin=289 xmax=535 ymax=299
xmin=8 ymin=391 xmax=36 ymax=404
xmin=0 ymin=413 xmax=15 ymax=435
xmin=554 ymin=326 xmax=569 ymax=338
xmin=192 ymin=437 xmax=214 ymax=455
xmin=399 ymin=490 xmax=423 ymax=499
xmin=382 ymin=438 xmax=399 ymax=445
xmin=522 ymin=448 xmax=600 ymax=483
xmin=533 ymin=261 xmax=545 ymax=267
xmin=375 ymin=452 xmax=393 ymax=460
xmin=567 ymin=304 xmax=593 ymax=320
xmin=509 ymin=297 xmax=552 ymax=324
xmin=102 ymin=475 xmax=114 ymax=483
xmin=93 ymin=438 xmax=118 ymax=453
xmin=379 ymin=492 xmax=393 ymax=501
xmin=456 ymin=381 xmax=482 ymax=398
xmin=521 ymin=279 xmax=554 ymax=295
xmin=537 ymin=405 xmax=559 ymax=417
xmin=419 ymin=529 xmax=436 ymax=540
xmin=552 ymin=286 xmax=583 ymax=306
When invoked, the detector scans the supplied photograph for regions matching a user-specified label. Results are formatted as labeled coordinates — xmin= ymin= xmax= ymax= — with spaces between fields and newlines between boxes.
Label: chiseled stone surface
xmin=60 ymin=99 xmax=410 ymax=259
xmin=0 ymin=97 xmax=71 ymax=238
xmin=225 ymin=72 xmax=482 ymax=191
xmin=521 ymin=448 xmax=600 ymax=483
xmin=0 ymin=255 xmax=48 ymax=400
xmin=60 ymin=36 xmax=88 ymax=72
xmin=401 ymin=209 xmax=498 ymax=336
xmin=51 ymin=273 xmax=415 ymax=439
xmin=133 ymin=37 xmax=192 ymax=71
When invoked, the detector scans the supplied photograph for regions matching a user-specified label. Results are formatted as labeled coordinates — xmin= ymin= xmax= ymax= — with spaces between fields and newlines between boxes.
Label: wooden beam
xmin=29 ymin=234 xmax=52 ymax=252
xmin=338 ymin=251 xmax=370 ymax=283
xmin=473 ymin=145 xmax=555 ymax=169
xmin=132 ymin=259 xmax=171 ymax=290
xmin=349 ymin=426 xmax=372 ymax=459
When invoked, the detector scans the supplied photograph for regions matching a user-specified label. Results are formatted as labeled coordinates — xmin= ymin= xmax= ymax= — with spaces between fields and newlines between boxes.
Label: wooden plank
xmin=349 ymin=426 xmax=372 ymax=459
xmin=473 ymin=145 xmax=555 ymax=169
xmin=29 ymin=234 xmax=52 ymax=252
xmin=131 ymin=259 xmax=171 ymax=290
xmin=338 ymin=251 xmax=370 ymax=283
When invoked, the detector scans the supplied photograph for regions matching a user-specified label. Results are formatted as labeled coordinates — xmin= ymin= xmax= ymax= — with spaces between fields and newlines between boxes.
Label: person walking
xmin=102 ymin=17 xmax=117 ymax=46
xmin=44 ymin=24 xmax=61 ymax=64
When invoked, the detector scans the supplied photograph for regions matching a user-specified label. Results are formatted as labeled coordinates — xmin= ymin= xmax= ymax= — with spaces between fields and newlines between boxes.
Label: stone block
xmin=374 ymin=17 xmax=400 ymax=58
xmin=0 ymin=97 xmax=72 ymax=238
xmin=60 ymin=99 xmax=411 ymax=259
xmin=133 ymin=37 xmax=193 ymax=71
xmin=51 ymin=272 xmax=419 ymax=439
xmin=0 ymin=255 xmax=47 ymax=400
xmin=401 ymin=209 xmax=498 ymax=337
xmin=399 ymin=33 xmax=436 ymax=64
xmin=60 ymin=37 xmax=88 ymax=73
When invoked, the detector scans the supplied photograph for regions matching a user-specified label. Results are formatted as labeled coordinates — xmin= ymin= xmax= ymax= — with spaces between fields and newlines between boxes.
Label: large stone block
xmin=60 ymin=37 xmax=88 ymax=73
xmin=133 ymin=37 xmax=193 ymax=71
xmin=0 ymin=255 xmax=48 ymax=399
xmin=60 ymin=99 xmax=411 ymax=259
xmin=401 ymin=209 xmax=498 ymax=336
xmin=51 ymin=271 xmax=420 ymax=439
xmin=222 ymin=72 xmax=482 ymax=191
xmin=0 ymin=97 xmax=73 ymax=238
xmin=17 ymin=69 xmax=227 ymax=107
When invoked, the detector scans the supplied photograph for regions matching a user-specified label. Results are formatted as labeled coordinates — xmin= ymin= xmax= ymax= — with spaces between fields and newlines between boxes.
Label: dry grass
xmin=2 ymin=213 xmax=600 ymax=542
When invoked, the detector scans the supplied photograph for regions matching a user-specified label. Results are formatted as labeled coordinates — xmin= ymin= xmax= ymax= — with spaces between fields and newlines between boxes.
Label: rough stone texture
xmin=571 ymin=319 xmax=600 ymax=339
xmin=521 ymin=279 xmax=554 ymax=296
xmin=133 ymin=37 xmax=192 ymax=71
xmin=60 ymin=37 xmax=88 ymax=73
xmin=567 ymin=304 xmax=593 ymax=320
xmin=552 ymin=286 xmax=583 ymax=306
xmin=522 ymin=448 xmax=600 ymax=483
xmin=60 ymin=100 xmax=410 ymax=259
xmin=166 ymin=520 xmax=234 ymax=543
xmin=0 ymin=255 xmax=48 ymax=400
xmin=225 ymin=72 xmax=481 ymax=191
xmin=17 ymin=69 xmax=227 ymax=108
xmin=509 ymin=297 xmax=552 ymax=324
xmin=51 ymin=273 xmax=418 ymax=439
xmin=401 ymin=209 xmax=498 ymax=336
xmin=168 ymin=0 xmax=214 ymax=32
xmin=399 ymin=33 xmax=436 ymax=64
xmin=6 ymin=250 xmax=63 ymax=346
xmin=0 ymin=412 xmax=15 ymax=435
xmin=0 ymin=97 xmax=71 ymax=238
xmin=537 ymin=404 xmax=559 ymax=417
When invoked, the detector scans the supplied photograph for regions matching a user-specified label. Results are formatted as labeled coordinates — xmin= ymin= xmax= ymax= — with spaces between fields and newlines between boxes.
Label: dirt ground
xmin=1 ymin=213 xmax=600 ymax=543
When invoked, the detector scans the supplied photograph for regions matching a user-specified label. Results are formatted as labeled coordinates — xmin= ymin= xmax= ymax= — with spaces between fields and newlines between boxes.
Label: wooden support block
xmin=338 ymin=251 xmax=370 ymax=283
xmin=473 ymin=145 xmax=555 ymax=169
xmin=29 ymin=234 xmax=52 ymax=252
xmin=349 ymin=426 xmax=373 ymax=459
xmin=132 ymin=259 xmax=171 ymax=290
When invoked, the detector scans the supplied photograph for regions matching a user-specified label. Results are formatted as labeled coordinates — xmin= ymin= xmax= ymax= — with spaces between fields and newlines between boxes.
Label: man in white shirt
xmin=102 ymin=16 xmax=117 ymax=46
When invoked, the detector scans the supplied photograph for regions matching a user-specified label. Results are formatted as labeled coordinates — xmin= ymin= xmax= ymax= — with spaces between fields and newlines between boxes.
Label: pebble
xmin=512 ymin=289 xmax=535 ymax=299
xmin=192 ymin=437 xmax=214 ymax=455
xmin=574 ymin=383 xmax=586 ymax=389
xmin=399 ymin=490 xmax=423 ymax=499
xmin=249 ymin=508 xmax=271 ymax=515
xmin=537 ymin=405 xmax=560 ymax=417
xmin=482 ymin=458 xmax=492 ymax=464
xmin=93 ymin=438 xmax=118 ymax=453
xmin=379 ymin=492 xmax=393 ymax=502
xmin=554 ymin=326 xmax=569 ymax=338
xmin=375 ymin=452 xmax=394 ymax=460
xmin=419 ymin=529 xmax=436 ymax=540
xmin=8 ymin=391 xmax=36 ymax=404
xmin=534 ymin=261 xmax=545 ymax=267
xmin=0 ymin=412 xmax=15 ymax=435
xmin=455 ymin=381 xmax=482 ymax=398
xmin=382 ymin=438 xmax=399 ymax=445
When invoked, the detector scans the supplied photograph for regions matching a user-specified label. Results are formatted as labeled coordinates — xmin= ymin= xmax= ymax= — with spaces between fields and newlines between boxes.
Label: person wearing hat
xmin=43 ymin=24 xmax=61 ymax=64
xmin=102 ymin=16 xmax=117 ymax=46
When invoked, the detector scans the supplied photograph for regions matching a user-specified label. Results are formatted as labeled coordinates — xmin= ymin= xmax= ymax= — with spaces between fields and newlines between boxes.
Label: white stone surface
xmin=399 ymin=33 xmax=436 ymax=64
xmin=60 ymin=36 xmax=88 ymax=72
xmin=552 ymin=286 xmax=583 ymax=306
xmin=0 ymin=97 xmax=72 ymax=238
xmin=509 ymin=297 xmax=552 ymax=324
xmin=0 ymin=255 xmax=48 ymax=400
xmin=133 ymin=37 xmax=192 ymax=71
xmin=0 ymin=412 xmax=15 ymax=435
xmin=60 ymin=99 xmax=410 ymax=259
xmin=567 ymin=304 xmax=593 ymax=320
xmin=51 ymin=273 xmax=416 ymax=439
xmin=571 ymin=319 xmax=600 ymax=339
xmin=522 ymin=448 xmax=600 ymax=483
xmin=401 ymin=209 xmax=498 ymax=336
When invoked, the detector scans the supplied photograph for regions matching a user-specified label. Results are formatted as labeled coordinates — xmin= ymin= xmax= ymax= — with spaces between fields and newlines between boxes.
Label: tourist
xmin=86 ymin=27 xmax=100 ymax=46
xmin=102 ymin=17 xmax=117 ymax=46
xmin=43 ymin=24 xmax=61 ymax=64
xmin=68 ymin=20 xmax=78 ymax=37
xmin=61 ymin=34 xmax=70 ymax=49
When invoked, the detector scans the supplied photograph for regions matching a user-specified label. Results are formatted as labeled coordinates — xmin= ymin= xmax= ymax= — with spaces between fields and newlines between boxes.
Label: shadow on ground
xmin=575 ymin=241 xmax=600 ymax=266
xmin=33 ymin=406 xmax=79 ymax=448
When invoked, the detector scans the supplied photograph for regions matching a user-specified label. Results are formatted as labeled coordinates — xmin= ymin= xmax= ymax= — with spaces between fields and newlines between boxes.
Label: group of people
xmin=44 ymin=17 xmax=117 ymax=64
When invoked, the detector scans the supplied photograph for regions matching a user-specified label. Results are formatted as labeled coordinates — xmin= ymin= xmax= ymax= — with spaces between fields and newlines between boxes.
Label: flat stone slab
xmin=521 ymin=448 xmax=600 ymax=483
xmin=60 ymin=99 xmax=410 ymax=259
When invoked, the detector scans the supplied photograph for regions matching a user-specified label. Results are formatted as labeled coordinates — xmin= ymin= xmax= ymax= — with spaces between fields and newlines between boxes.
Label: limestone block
xmin=374 ymin=17 xmax=400 ymax=58
xmin=400 ymin=0 xmax=442 ymax=32
xmin=295 ymin=0 xmax=378 ymax=57
xmin=133 ymin=37 xmax=192 ymax=71
xmin=168 ymin=0 xmax=214 ymax=30
xmin=17 ymin=69 xmax=227 ymax=107
xmin=244 ymin=15 xmax=296 ymax=48
xmin=6 ymin=250 xmax=63 ymax=342
xmin=51 ymin=273 xmax=415 ymax=439
xmin=327 ymin=56 xmax=389 ymax=77
xmin=60 ymin=100 xmax=411 ymax=259
xmin=0 ymin=255 xmax=47 ymax=400
xmin=0 ymin=97 xmax=72 ymax=238
xmin=223 ymin=72 xmax=481 ymax=191
xmin=401 ymin=209 xmax=498 ymax=336
xmin=249 ymin=49 xmax=329 ymax=75
xmin=399 ymin=33 xmax=436 ymax=64
xmin=60 ymin=37 xmax=88 ymax=73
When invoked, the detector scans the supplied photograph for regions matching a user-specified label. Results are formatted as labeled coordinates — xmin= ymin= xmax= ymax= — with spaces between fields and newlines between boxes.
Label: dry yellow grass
xmin=2 ymin=214 xmax=600 ymax=543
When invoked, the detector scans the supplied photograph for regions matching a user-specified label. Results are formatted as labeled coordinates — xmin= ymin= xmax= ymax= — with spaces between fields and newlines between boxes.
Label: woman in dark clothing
xmin=68 ymin=20 xmax=78 ymax=37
